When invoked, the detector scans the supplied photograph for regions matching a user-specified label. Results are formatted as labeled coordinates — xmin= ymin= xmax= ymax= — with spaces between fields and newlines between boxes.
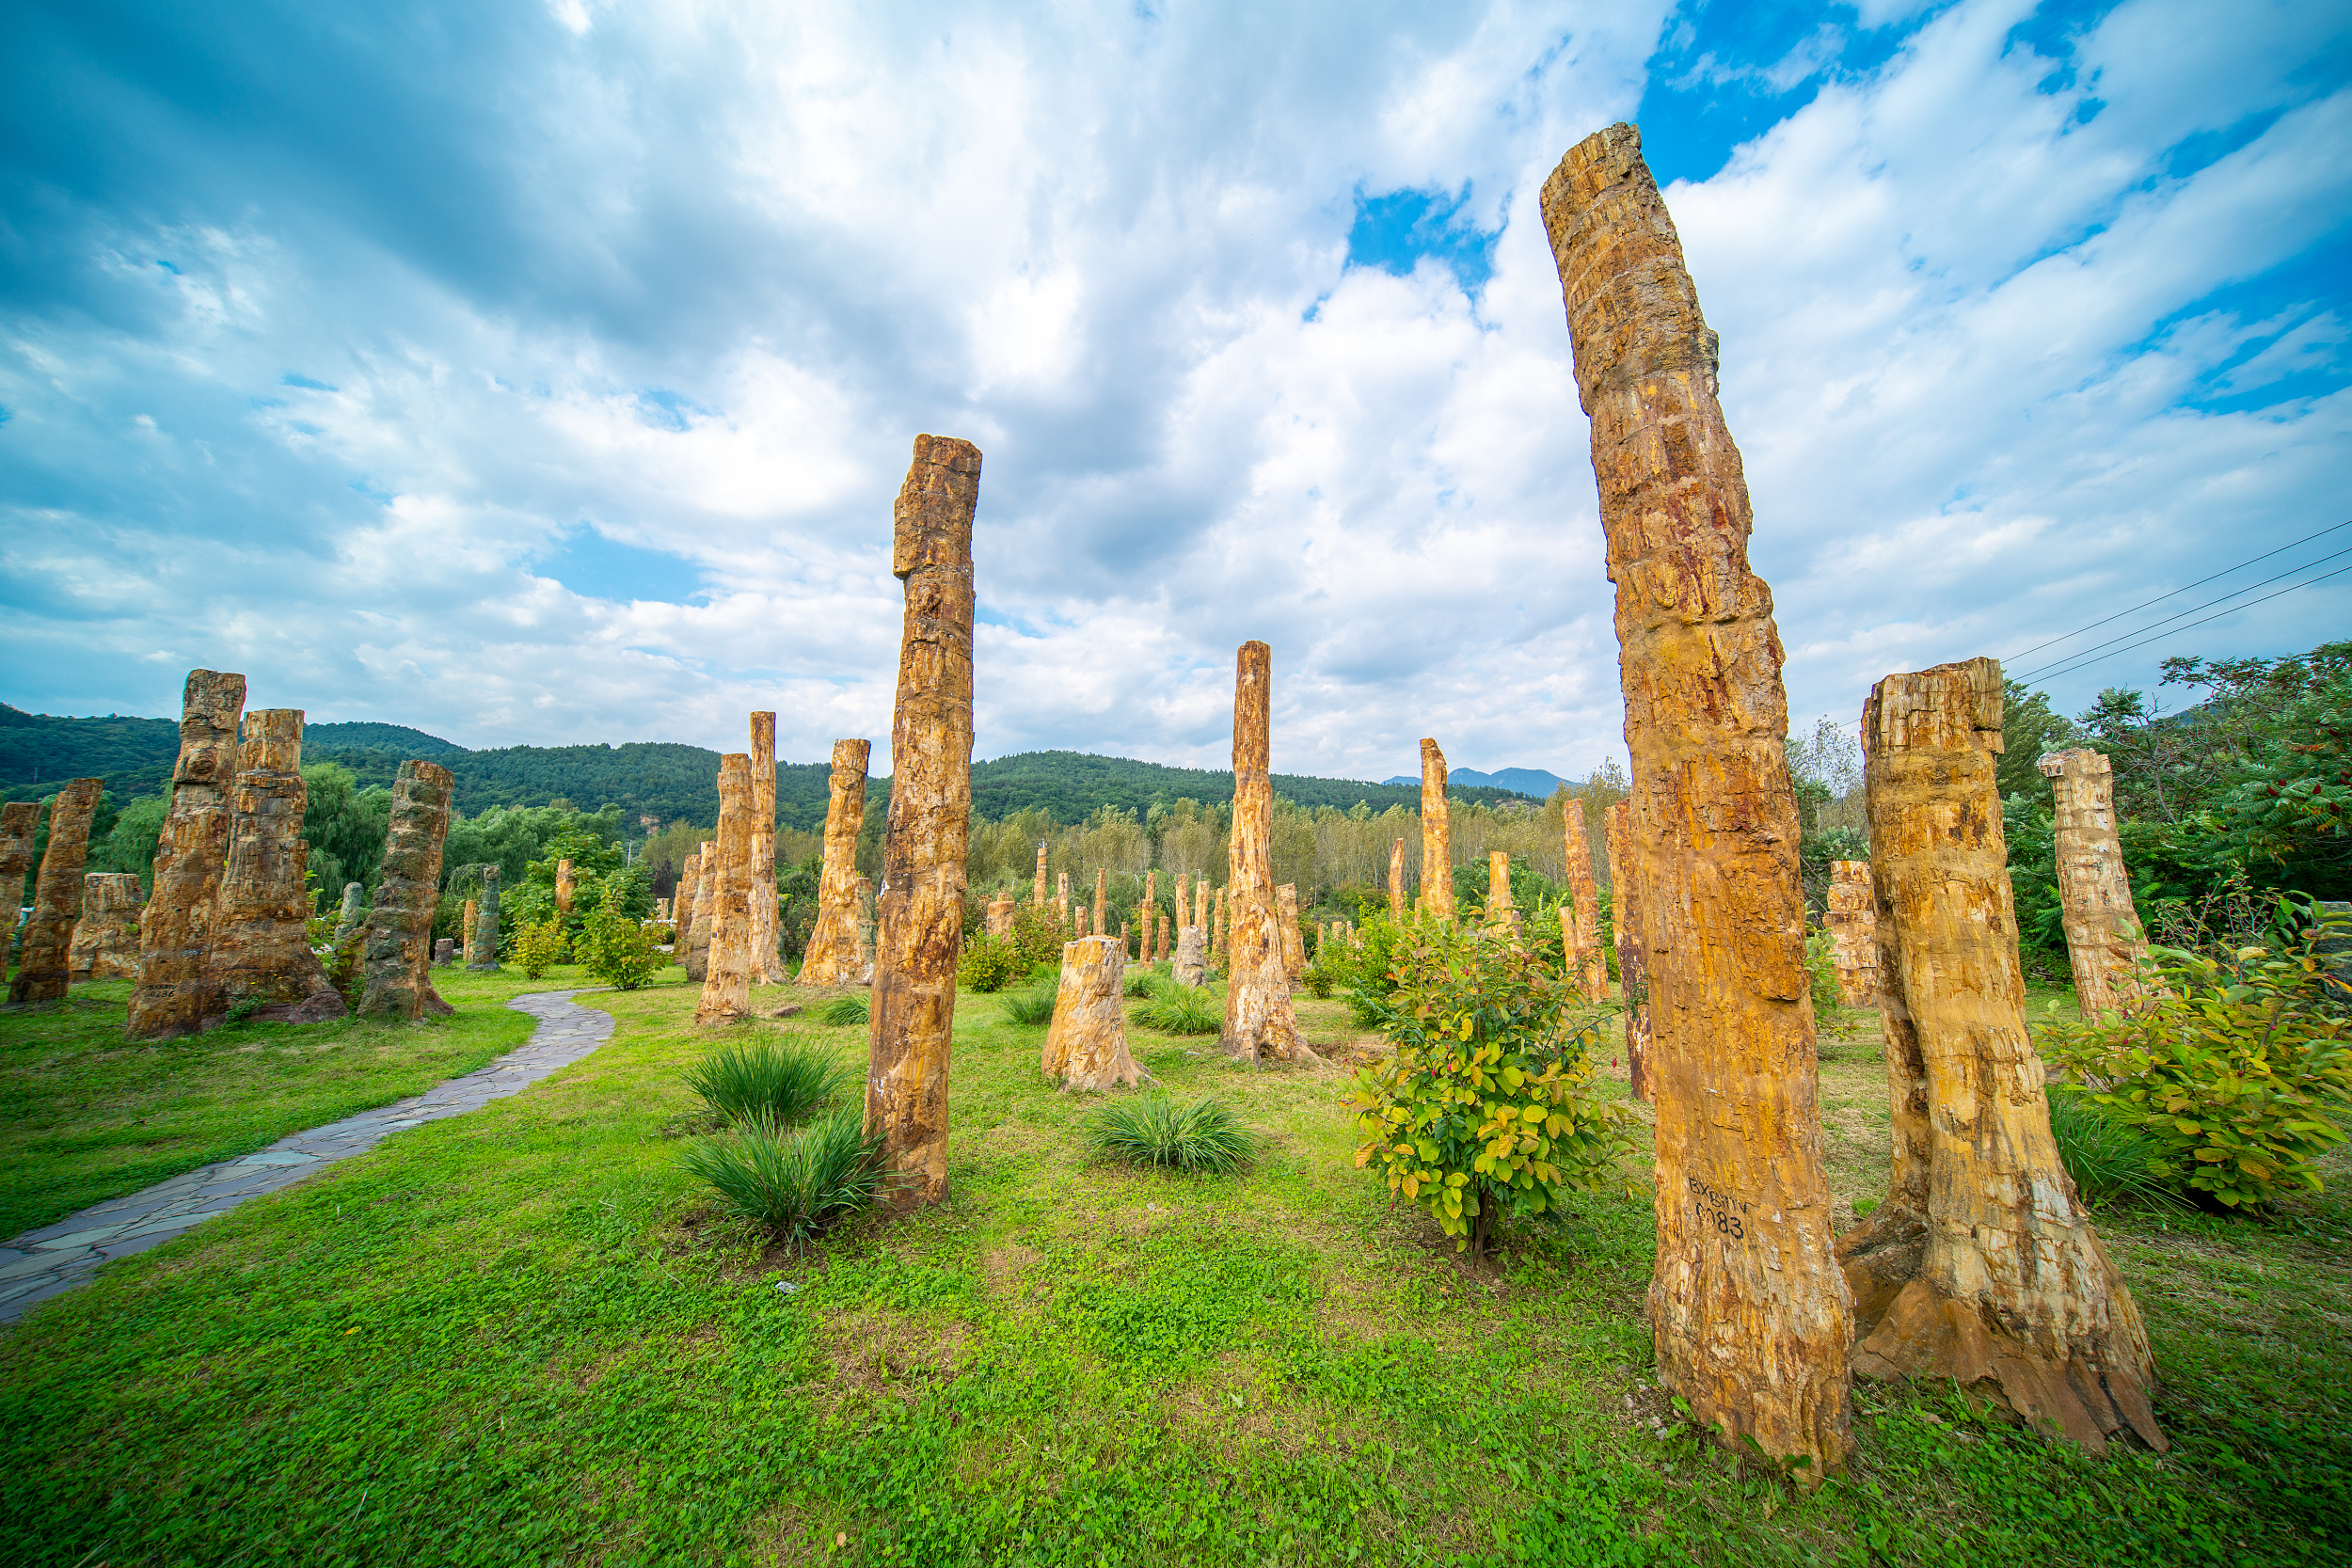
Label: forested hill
xmin=2 ymin=706 xmax=1518 ymax=827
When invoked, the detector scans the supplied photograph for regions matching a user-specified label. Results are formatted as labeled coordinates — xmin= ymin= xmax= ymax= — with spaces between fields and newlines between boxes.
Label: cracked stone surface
xmin=0 ymin=990 xmax=615 ymax=1325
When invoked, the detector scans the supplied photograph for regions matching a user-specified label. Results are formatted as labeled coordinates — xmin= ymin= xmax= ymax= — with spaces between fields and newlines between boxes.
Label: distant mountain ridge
xmin=1380 ymin=765 xmax=1575 ymax=799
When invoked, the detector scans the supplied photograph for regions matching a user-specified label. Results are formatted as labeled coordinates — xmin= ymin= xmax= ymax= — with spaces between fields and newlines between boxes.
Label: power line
xmin=2003 ymin=517 xmax=2352 ymax=665
xmin=2010 ymin=542 xmax=2352 ymax=684
xmin=2018 ymin=562 xmax=2352 ymax=687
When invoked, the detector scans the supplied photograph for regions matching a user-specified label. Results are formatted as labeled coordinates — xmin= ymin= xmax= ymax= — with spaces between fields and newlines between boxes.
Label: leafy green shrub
xmin=680 ymin=1105 xmax=883 ymax=1244
xmin=1008 ymin=901 xmax=1072 ymax=972
xmin=2040 ymin=920 xmax=2352 ymax=1209
xmin=1135 ymin=985 xmax=1219 ymax=1036
xmin=2046 ymin=1092 xmax=2187 ymax=1211
xmin=1085 ymin=1093 xmax=1253 ymax=1174
xmin=815 ymin=993 xmax=871 ymax=1027
xmin=1804 ymin=929 xmax=1843 ymax=1017
xmin=957 ymin=933 xmax=1026 ymax=993
xmin=577 ymin=901 xmax=663 ymax=990
xmin=514 ymin=915 xmax=567 ymax=980
xmin=1002 ymin=986 xmax=1057 ymax=1025
xmin=1349 ymin=912 xmax=1638 ymax=1255
xmin=1302 ymin=958 xmax=1337 ymax=1000
xmin=686 ymin=1041 xmax=850 ymax=1129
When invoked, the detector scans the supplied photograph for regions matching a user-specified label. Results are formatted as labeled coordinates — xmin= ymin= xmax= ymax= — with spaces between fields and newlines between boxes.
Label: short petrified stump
xmin=68 ymin=874 xmax=145 ymax=983
xmin=1822 ymin=860 xmax=1877 ymax=1007
xmin=1171 ymin=926 xmax=1207 ymax=988
xmin=1041 ymin=937 xmax=1146 ymax=1093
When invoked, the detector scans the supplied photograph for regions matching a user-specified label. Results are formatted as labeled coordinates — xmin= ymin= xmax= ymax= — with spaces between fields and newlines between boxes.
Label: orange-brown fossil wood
xmin=1485 ymin=852 xmax=1518 ymax=932
xmin=1838 ymin=660 xmax=2162 ymax=1454
xmin=1419 ymin=739 xmax=1453 ymax=920
xmin=358 ymin=761 xmax=457 ymax=1020
xmin=1562 ymin=800 xmax=1607 ymax=999
xmin=2037 ymin=748 xmax=2151 ymax=1022
xmin=696 ymin=753 xmax=755 ymax=1023
xmin=801 ymin=740 xmax=873 ymax=984
xmin=1822 ymin=860 xmax=1878 ymax=1006
xmin=865 ymin=435 xmax=979 ymax=1208
xmin=1218 ymin=641 xmax=1314 ymax=1066
xmin=1544 ymin=121 xmax=1851 ymax=1474
xmin=1041 ymin=936 xmax=1146 ymax=1092
xmin=672 ymin=852 xmax=698 ymax=967
xmin=2 ymin=802 xmax=42 ymax=911
xmin=1604 ymin=800 xmax=1652 ymax=1102
xmin=11 ymin=778 xmax=102 ymax=1005
xmin=685 ymin=838 xmax=714 ymax=980
xmin=461 ymin=898 xmax=479 ymax=966
xmin=129 ymin=671 xmax=246 ymax=1038
xmin=1032 ymin=843 xmax=1048 ymax=909
xmin=1388 ymin=838 xmax=1407 ymax=917
xmin=69 ymin=874 xmax=145 ymax=982
xmin=749 ymin=712 xmax=787 ymax=984
xmin=555 ymin=859 xmax=577 ymax=914
xmin=1277 ymin=883 xmax=1306 ymax=979
xmin=1092 ymin=868 xmax=1107 ymax=940
xmin=214 ymin=710 xmax=344 ymax=1022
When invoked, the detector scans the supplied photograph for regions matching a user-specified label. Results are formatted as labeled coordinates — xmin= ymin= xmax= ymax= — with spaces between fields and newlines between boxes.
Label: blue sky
xmin=3 ymin=0 xmax=2346 ymax=780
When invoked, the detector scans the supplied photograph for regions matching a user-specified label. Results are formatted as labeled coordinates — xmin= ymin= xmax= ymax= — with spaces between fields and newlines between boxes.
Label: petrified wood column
xmin=1604 ymin=800 xmax=1652 ymax=1101
xmin=1194 ymin=878 xmax=1210 ymax=930
xmin=1057 ymin=871 xmax=1071 ymax=927
xmin=1172 ymin=924 xmax=1207 ymax=987
xmin=1212 ymin=889 xmax=1226 ymax=965
xmin=128 ymin=670 xmax=246 ymax=1038
xmin=749 ymin=711 xmax=787 ymax=985
xmin=1093 ymin=868 xmax=1107 ymax=942
xmin=854 ymin=875 xmax=875 ymax=975
xmin=1041 ymin=936 xmax=1146 ymax=1092
xmin=1821 ymin=861 xmax=1878 ymax=1006
xmin=1219 ymin=641 xmax=1312 ymax=1065
xmin=215 ymin=710 xmax=344 ymax=1023
xmin=469 ymin=867 xmax=502 ymax=972
xmin=1276 ymin=883 xmax=1305 ymax=979
xmin=358 ymin=761 xmax=457 ymax=1020
xmin=1388 ymin=837 xmax=1406 ymax=918
xmin=461 ymin=898 xmax=479 ymax=965
xmin=1563 ymin=802 xmax=1607 ymax=999
xmin=1486 ymin=852 xmax=1518 ymax=932
xmin=696 ymin=752 xmax=755 ymax=1024
xmin=865 ymin=434 xmax=980 ymax=1209
xmin=555 ymin=858 xmax=577 ymax=914
xmin=686 ymin=838 xmax=715 ymax=980
xmin=672 ymin=851 xmax=698 ymax=966
xmin=10 ymin=779 xmax=101 ymax=1004
xmin=1 ymin=801 xmax=40 ymax=911
xmin=986 ymin=894 xmax=1015 ymax=936
xmin=1544 ymin=122 xmax=1849 ymax=1471
xmin=1033 ymin=843 xmax=1049 ymax=909
xmin=332 ymin=882 xmax=366 ymax=945
xmin=1419 ymin=739 xmax=1453 ymax=920
xmin=800 ymin=739 xmax=873 ymax=984
xmin=69 ymin=874 xmax=146 ymax=982
xmin=2037 ymin=749 xmax=2150 ymax=1022
xmin=1838 ymin=660 xmax=2161 ymax=1452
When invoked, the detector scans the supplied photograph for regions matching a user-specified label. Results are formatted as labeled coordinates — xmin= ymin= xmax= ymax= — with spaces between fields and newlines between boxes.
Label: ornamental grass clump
xmin=815 ymin=993 xmax=871 ymax=1027
xmin=1135 ymin=984 xmax=1219 ymax=1036
xmin=1085 ymin=1093 xmax=1253 ymax=1175
xmin=1349 ymin=912 xmax=1639 ymax=1256
xmin=1001 ymin=986 xmax=1057 ymax=1026
xmin=2040 ymin=917 xmax=2352 ymax=1210
xmin=2046 ymin=1092 xmax=2189 ymax=1212
xmin=686 ymin=1041 xmax=850 ymax=1130
xmin=681 ymin=1105 xmax=883 ymax=1245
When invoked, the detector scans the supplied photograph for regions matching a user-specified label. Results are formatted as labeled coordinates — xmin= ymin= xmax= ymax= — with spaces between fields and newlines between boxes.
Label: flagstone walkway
xmin=0 ymin=989 xmax=614 ymax=1326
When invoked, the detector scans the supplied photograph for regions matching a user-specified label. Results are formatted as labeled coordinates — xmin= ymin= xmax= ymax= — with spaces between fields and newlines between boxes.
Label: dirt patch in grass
xmin=820 ymin=1310 xmax=972 ymax=1400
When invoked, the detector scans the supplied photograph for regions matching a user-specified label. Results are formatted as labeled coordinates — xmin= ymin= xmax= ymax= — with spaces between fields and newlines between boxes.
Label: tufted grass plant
xmin=1134 ymin=984 xmax=1220 ymax=1036
xmin=2048 ymin=1090 xmax=2192 ymax=1212
xmin=813 ymin=993 xmax=870 ymax=1027
xmin=684 ymin=1041 xmax=850 ymax=1130
xmin=1001 ymin=986 xmax=1058 ymax=1026
xmin=679 ymin=1104 xmax=884 ymax=1244
xmin=1084 ymin=1092 xmax=1254 ymax=1175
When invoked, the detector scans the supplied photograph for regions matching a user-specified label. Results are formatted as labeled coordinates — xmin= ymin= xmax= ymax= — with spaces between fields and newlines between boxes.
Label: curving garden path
xmin=0 ymin=990 xmax=615 ymax=1326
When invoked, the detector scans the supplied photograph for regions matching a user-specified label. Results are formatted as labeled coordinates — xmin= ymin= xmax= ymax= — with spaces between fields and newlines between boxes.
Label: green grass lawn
xmin=0 ymin=973 xmax=2344 ymax=1564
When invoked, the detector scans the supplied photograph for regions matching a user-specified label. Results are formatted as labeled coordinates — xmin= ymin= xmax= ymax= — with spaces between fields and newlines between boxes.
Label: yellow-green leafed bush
xmin=2041 ymin=919 xmax=2352 ymax=1210
xmin=514 ymin=915 xmax=568 ymax=980
xmin=1348 ymin=912 xmax=1638 ymax=1256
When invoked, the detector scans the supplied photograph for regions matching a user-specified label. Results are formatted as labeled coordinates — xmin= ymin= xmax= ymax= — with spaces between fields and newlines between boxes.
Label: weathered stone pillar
xmin=986 ymin=894 xmax=1015 ymax=937
xmin=1 ymin=801 xmax=40 ymax=912
xmin=671 ymin=851 xmax=698 ymax=966
xmin=469 ymin=866 xmax=502 ymax=972
xmin=69 ymin=874 xmax=145 ymax=982
xmin=1172 ymin=925 xmax=1207 ymax=987
xmin=1219 ymin=641 xmax=1312 ymax=1065
xmin=864 ymin=433 xmax=980 ymax=1210
xmin=1144 ymin=870 xmax=1156 ymax=924
xmin=1604 ymin=800 xmax=1652 ymax=1102
xmin=1388 ymin=837 xmax=1406 ymax=919
xmin=1821 ymin=861 xmax=1877 ymax=1006
xmin=1420 ymin=739 xmax=1453 ymax=920
xmin=1057 ymin=871 xmax=1071 ymax=927
xmin=686 ymin=838 xmax=714 ymax=980
xmin=799 ymin=739 xmax=873 ymax=985
xmin=554 ymin=858 xmax=577 ymax=914
xmin=1838 ymin=660 xmax=2161 ymax=1452
xmin=749 ymin=711 xmax=787 ymax=985
xmin=696 ymin=752 xmax=755 ymax=1024
xmin=358 ymin=760 xmax=457 ymax=1021
xmin=1276 ymin=883 xmax=1305 ymax=979
xmin=1119 ymin=919 xmax=1131 ymax=958
xmin=1563 ymin=801 xmax=1607 ymax=999
xmin=9 ymin=778 xmax=101 ymax=1005
xmin=2037 ymin=749 xmax=2150 ymax=1022
xmin=332 ymin=882 xmax=366 ymax=945
xmin=1033 ymin=843 xmax=1049 ymax=909
xmin=215 ymin=710 xmax=344 ymax=1023
xmin=1075 ymin=907 xmax=1090 ymax=939
xmin=432 ymin=937 xmax=454 ymax=967
xmin=1041 ymin=936 xmax=1146 ymax=1092
xmin=1543 ymin=122 xmax=1850 ymax=1472
xmin=1485 ymin=851 xmax=1520 ymax=933
xmin=128 ymin=670 xmax=246 ymax=1038
xmin=1160 ymin=911 xmax=1173 ymax=963
xmin=1194 ymin=878 xmax=1211 ymax=930
xmin=1092 ymin=867 xmax=1107 ymax=940
xmin=1212 ymin=888 xmax=1226 ymax=965
xmin=461 ymin=897 xmax=479 ymax=965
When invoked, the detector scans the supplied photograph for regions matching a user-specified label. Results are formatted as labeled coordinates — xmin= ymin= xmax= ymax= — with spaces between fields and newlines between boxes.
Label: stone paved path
xmin=0 ymin=990 xmax=614 ymax=1326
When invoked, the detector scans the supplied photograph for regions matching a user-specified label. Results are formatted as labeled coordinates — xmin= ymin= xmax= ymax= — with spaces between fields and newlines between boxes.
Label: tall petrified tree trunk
xmin=1033 ymin=843 xmax=1048 ymax=909
xmin=686 ymin=838 xmax=714 ymax=980
xmin=1838 ymin=660 xmax=2162 ymax=1452
xmin=555 ymin=859 xmax=577 ymax=914
xmin=469 ymin=867 xmax=502 ymax=971
xmin=461 ymin=898 xmax=479 ymax=966
xmin=69 ymin=874 xmax=145 ymax=982
xmin=865 ymin=434 xmax=980 ymax=1209
xmin=749 ymin=711 xmax=787 ymax=984
xmin=2037 ymin=749 xmax=2150 ymax=1022
xmin=332 ymin=882 xmax=366 ymax=945
xmin=1042 ymin=936 xmax=1146 ymax=1092
xmin=801 ymin=739 xmax=873 ymax=985
xmin=672 ymin=851 xmax=698 ymax=966
xmin=1486 ymin=851 xmax=1518 ymax=932
xmin=1212 ymin=888 xmax=1226 ymax=966
xmin=358 ymin=761 xmax=457 ymax=1020
xmin=128 ymin=670 xmax=246 ymax=1038
xmin=1057 ymin=871 xmax=1071 ymax=927
xmin=1822 ymin=861 xmax=1878 ymax=1006
xmin=1093 ymin=868 xmax=1107 ymax=942
xmin=1276 ymin=883 xmax=1305 ymax=979
xmin=1544 ymin=122 xmax=1850 ymax=1472
xmin=1420 ymin=739 xmax=1453 ymax=920
xmin=1604 ymin=800 xmax=1652 ymax=1101
xmin=215 ymin=710 xmax=344 ymax=1023
xmin=1 ymin=801 xmax=40 ymax=909
xmin=1219 ymin=641 xmax=1315 ymax=1066
xmin=1563 ymin=800 xmax=1607 ymax=999
xmin=697 ymin=752 xmax=755 ymax=1024
xmin=1388 ymin=838 xmax=1406 ymax=918
xmin=10 ymin=778 xmax=101 ymax=1005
